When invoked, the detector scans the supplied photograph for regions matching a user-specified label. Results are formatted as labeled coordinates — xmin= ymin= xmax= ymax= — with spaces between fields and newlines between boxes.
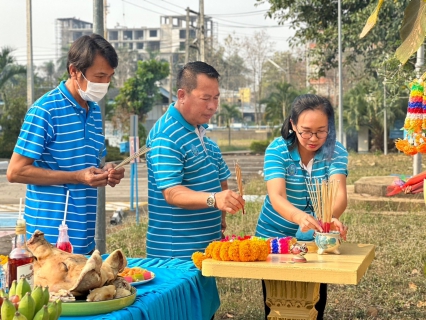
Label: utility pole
xmin=199 ymin=0 xmax=205 ymax=62
xmin=337 ymin=0 xmax=344 ymax=145
xmin=185 ymin=7 xmax=190 ymax=64
xmin=26 ymin=0 xmax=34 ymax=109
xmin=413 ymin=43 xmax=424 ymax=175
xmin=93 ymin=0 xmax=106 ymax=254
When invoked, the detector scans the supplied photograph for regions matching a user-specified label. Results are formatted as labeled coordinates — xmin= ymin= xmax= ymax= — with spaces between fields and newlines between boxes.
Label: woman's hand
xmin=330 ymin=218 xmax=348 ymax=240
xmin=294 ymin=212 xmax=323 ymax=233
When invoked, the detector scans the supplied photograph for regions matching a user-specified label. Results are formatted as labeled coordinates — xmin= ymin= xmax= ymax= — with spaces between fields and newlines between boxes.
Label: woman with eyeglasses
xmin=255 ymin=94 xmax=348 ymax=320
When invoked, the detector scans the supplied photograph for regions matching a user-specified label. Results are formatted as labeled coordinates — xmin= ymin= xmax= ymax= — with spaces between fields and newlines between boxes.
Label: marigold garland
xmin=191 ymin=236 xmax=270 ymax=270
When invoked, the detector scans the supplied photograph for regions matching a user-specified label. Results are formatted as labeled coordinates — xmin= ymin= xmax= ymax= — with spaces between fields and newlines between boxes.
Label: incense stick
xmin=234 ymin=161 xmax=245 ymax=215
xmin=114 ymin=145 xmax=149 ymax=170
xmin=305 ymin=178 xmax=340 ymax=232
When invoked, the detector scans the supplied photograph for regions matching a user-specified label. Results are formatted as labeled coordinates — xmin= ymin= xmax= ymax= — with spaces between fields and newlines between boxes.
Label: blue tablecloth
xmin=60 ymin=258 xmax=220 ymax=320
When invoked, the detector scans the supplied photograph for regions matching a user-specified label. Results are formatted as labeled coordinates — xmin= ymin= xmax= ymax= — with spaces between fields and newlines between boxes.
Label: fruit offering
xmin=118 ymin=267 xmax=154 ymax=282
xmin=0 ymin=277 xmax=61 ymax=320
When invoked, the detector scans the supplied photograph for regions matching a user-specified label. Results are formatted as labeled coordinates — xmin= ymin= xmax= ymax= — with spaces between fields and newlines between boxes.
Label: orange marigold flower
xmin=219 ymin=241 xmax=232 ymax=261
xmin=239 ymin=240 xmax=254 ymax=262
xmin=229 ymin=240 xmax=241 ymax=262
xmin=192 ymin=251 xmax=206 ymax=270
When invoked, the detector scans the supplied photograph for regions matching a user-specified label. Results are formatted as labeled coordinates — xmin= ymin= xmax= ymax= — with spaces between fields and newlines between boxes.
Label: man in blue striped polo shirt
xmin=7 ymin=34 xmax=125 ymax=255
xmin=146 ymin=61 xmax=245 ymax=320
xmin=146 ymin=61 xmax=245 ymax=261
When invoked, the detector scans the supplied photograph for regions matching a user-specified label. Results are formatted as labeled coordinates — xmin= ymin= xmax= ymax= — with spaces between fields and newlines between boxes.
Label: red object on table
xmin=56 ymin=224 xmax=73 ymax=253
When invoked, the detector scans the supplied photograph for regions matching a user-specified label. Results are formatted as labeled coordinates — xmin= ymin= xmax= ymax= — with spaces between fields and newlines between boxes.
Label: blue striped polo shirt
xmin=14 ymin=80 xmax=106 ymax=254
xmin=255 ymin=137 xmax=348 ymax=240
xmin=146 ymin=103 xmax=231 ymax=260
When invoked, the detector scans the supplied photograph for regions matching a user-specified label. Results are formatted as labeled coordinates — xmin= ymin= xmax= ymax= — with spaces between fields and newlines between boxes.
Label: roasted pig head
xmin=27 ymin=230 xmax=127 ymax=296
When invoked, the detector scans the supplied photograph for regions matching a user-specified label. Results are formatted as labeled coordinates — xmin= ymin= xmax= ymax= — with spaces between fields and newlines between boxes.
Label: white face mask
xmin=76 ymin=73 xmax=110 ymax=102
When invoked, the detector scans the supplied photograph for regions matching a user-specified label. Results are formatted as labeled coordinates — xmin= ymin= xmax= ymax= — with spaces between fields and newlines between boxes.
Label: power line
xmin=209 ymin=10 xmax=268 ymax=17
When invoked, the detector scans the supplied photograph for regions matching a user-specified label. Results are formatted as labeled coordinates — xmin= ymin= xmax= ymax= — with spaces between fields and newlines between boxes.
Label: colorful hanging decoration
xmin=395 ymin=78 xmax=426 ymax=155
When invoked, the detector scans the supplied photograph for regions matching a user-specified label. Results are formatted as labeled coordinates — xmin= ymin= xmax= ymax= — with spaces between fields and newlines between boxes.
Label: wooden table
xmin=202 ymin=243 xmax=375 ymax=320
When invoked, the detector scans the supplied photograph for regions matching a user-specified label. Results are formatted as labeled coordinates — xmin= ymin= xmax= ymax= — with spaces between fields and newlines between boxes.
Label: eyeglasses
xmin=296 ymin=125 xmax=328 ymax=140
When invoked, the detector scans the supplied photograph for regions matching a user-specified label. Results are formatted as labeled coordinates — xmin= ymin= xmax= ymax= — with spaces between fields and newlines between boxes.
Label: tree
xmin=40 ymin=61 xmax=56 ymax=89
xmin=256 ymin=0 xmax=410 ymax=78
xmin=113 ymin=59 xmax=169 ymax=141
xmin=360 ymin=0 xmax=426 ymax=66
xmin=240 ymin=30 xmax=275 ymax=124
xmin=0 ymin=76 xmax=27 ymax=157
xmin=217 ymin=103 xmax=243 ymax=146
xmin=0 ymin=47 xmax=26 ymax=92
xmin=263 ymin=82 xmax=301 ymax=125
xmin=344 ymin=78 xmax=405 ymax=151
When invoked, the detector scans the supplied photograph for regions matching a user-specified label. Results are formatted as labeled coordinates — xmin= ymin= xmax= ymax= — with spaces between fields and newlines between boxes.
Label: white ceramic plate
xmin=130 ymin=271 xmax=155 ymax=285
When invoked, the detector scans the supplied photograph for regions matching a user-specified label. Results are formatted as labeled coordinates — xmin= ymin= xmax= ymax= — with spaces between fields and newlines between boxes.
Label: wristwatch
xmin=206 ymin=193 xmax=216 ymax=208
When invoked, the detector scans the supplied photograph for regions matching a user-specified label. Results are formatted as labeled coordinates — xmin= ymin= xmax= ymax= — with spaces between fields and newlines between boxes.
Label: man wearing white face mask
xmin=7 ymin=34 xmax=125 ymax=255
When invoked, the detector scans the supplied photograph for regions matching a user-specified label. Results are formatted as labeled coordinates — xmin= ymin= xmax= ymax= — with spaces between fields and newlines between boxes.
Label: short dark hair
xmin=281 ymin=94 xmax=336 ymax=159
xmin=176 ymin=61 xmax=220 ymax=93
xmin=66 ymin=33 xmax=118 ymax=76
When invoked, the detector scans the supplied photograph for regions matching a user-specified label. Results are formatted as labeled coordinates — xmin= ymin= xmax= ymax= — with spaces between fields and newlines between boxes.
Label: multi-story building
xmin=56 ymin=15 xmax=214 ymax=62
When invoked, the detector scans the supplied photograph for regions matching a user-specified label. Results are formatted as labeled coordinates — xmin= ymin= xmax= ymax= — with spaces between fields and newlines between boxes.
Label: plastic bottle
xmin=56 ymin=224 xmax=73 ymax=253
xmin=7 ymin=218 xmax=34 ymax=289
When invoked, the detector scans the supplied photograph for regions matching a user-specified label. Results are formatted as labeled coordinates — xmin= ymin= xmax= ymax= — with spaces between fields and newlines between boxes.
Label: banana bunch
xmin=0 ymin=277 xmax=62 ymax=320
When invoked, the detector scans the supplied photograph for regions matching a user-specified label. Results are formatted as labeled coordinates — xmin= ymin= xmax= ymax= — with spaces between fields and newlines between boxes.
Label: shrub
xmin=250 ymin=140 xmax=270 ymax=153
xmin=106 ymin=146 xmax=124 ymax=162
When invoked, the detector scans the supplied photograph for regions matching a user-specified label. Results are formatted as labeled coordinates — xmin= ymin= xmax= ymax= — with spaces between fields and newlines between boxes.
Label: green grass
xmin=106 ymin=152 xmax=426 ymax=320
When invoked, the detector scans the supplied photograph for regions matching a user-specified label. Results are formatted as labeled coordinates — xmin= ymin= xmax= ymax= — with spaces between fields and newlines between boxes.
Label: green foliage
xmin=0 ymin=81 xmax=27 ymax=158
xmin=105 ymin=146 xmax=124 ymax=162
xmin=0 ymin=47 xmax=26 ymax=91
xmin=262 ymin=82 xmax=301 ymax=124
xmin=256 ymin=0 xmax=408 ymax=77
xmin=114 ymin=59 xmax=169 ymax=121
xmin=249 ymin=140 xmax=270 ymax=153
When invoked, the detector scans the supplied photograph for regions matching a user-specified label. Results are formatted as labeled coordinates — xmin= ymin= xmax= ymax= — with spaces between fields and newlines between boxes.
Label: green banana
xmin=1 ymin=297 xmax=16 ymax=320
xmin=18 ymin=292 xmax=35 ymax=320
xmin=46 ymin=301 xmax=57 ymax=320
xmin=15 ymin=277 xmax=31 ymax=300
xmin=0 ymin=288 xmax=8 ymax=298
xmin=30 ymin=286 xmax=44 ymax=314
xmin=42 ymin=286 xmax=50 ymax=307
xmin=12 ymin=311 xmax=28 ymax=320
xmin=8 ymin=280 xmax=17 ymax=296
xmin=33 ymin=305 xmax=49 ymax=320
xmin=55 ymin=299 xmax=62 ymax=319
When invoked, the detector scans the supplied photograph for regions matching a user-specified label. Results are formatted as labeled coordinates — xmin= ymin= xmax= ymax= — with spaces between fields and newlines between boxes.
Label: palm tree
xmin=0 ymin=47 xmax=26 ymax=91
xmin=40 ymin=61 xmax=56 ymax=89
xmin=217 ymin=103 xmax=242 ymax=146
xmin=344 ymin=78 xmax=405 ymax=152
xmin=263 ymin=82 xmax=300 ymax=125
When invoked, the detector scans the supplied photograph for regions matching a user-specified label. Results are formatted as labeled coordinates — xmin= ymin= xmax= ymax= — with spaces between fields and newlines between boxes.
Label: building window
xmin=190 ymin=30 xmax=196 ymax=38
xmin=123 ymin=30 xmax=133 ymax=40
xmin=179 ymin=42 xmax=185 ymax=51
xmin=179 ymin=30 xmax=186 ymax=39
xmin=149 ymin=30 xmax=157 ymax=38
xmin=109 ymin=31 xmax=118 ymax=41
xmin=129 ymin=43 xmax=133 ymax=49
xmin=73 ymin=32 xmax=82 ymax=41
xmin=147 ymin=41 xmax=160 ymax=51
xmin=137 ymin=42 xmax=144 ymax=49
xmin=135 ymin=30 xmax=143 ymax=40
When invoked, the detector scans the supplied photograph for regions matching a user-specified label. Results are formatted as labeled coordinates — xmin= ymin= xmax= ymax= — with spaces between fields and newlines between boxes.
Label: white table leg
xmin=264 ymin=280 xmax=320 ymax=320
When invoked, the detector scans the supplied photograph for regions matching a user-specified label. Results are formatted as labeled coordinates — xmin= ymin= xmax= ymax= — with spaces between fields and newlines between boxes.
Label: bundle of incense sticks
xmin=305 ymin=178 xmax=340 ymax=233
xmin=234 ymin=161 xmax=245 ymax=215
xmin=115 ymin=145 xmax=149 ymax=170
